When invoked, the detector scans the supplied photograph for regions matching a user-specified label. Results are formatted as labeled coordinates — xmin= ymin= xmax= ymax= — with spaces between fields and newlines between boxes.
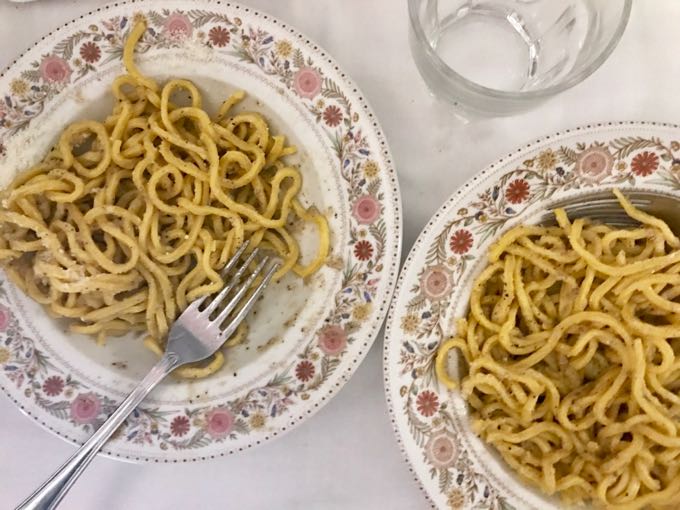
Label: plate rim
xmin=0 ymin=0 xmax=403 ymax=463
xmin=383 ymin=119 xmax=680 ymax=509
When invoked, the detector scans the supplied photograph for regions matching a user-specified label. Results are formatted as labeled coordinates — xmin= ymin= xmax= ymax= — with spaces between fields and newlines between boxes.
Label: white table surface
xmin=1 ymin=0 xmax=679 ymax=508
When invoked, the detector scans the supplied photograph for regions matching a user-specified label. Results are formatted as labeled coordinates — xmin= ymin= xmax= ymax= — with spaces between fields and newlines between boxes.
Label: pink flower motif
xmin=420 ymin=265 xmax=453 ymax=300
xmin=293 ymin=67 xmax=322 ymax=99
xmin=164 ymin=13 xmax=193 ymax=39
xmin=575 ymin=146 xmax=614 ymax=184
xmin=70 ymin=392 xmax=101 ymax=424
xmin=0 ymin=304 xmax=11 ymax=331
xmin=204 ymin=407 xmax=234 ymax=438
xmin=318 ymin=325 xmax=347 ymax=356
xmin=425 ymin=429 xmax=459 ymax=469
xmin=43 ymin=376 xmax=65 ymax=397
xmin=352 ymin=195 xmax=381 ymax=225
xmin=39 ymin=55 xmax=72 ymax=83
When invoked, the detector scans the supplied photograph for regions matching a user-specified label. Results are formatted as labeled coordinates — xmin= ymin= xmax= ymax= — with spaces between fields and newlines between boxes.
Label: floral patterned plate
xmin=0 ymin=0 xmax=401 ymax=462
xmin=383 ymin=122 xmax=680 ymax=509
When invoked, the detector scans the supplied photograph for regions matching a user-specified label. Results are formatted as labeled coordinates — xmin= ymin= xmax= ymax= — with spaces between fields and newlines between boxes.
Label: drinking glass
xmin=409 ymin=0 xmax=632 ymax=116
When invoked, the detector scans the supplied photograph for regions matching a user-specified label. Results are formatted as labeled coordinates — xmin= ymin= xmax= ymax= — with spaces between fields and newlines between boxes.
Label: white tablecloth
xmin=1 ymin=1 xmax=679 ymax=508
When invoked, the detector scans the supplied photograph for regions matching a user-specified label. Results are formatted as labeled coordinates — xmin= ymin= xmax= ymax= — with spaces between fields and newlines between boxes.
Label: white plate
xmin=0 ymin=0 xmax=401 ymax=462
xmin=383 ymin=121 xmax=680 ymax=509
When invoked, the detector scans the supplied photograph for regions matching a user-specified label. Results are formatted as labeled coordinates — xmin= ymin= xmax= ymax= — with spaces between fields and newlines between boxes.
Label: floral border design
xmin=384 ymin=122 xmax=680 ymax=509
xmin=0 ymin=1 xmax=401 ymax=461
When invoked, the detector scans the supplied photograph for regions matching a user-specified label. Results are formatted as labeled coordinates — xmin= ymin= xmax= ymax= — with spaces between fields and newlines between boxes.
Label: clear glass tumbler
xmin=409 ymin=0 xmax=632 ymax=116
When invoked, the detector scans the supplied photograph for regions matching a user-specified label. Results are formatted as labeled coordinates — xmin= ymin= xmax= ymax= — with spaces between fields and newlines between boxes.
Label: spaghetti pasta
xmin=436 ymin=189 xmax=680 ymax=509
xmin=0 ymin=21 xmax=329 ymax=378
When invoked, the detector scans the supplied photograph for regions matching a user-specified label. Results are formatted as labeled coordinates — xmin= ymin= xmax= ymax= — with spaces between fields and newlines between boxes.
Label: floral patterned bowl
xmin=0 ymin=0 xmax=401 ymax=462
xmin=383 ymin=122 xmax=680 ymax=509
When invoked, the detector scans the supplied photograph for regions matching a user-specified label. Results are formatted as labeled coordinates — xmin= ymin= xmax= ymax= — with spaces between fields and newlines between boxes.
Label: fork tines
xmin=191 ymin=243 xmax=280 ymax=338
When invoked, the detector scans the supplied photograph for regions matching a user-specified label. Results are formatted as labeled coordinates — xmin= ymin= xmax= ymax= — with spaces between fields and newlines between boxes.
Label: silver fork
xmin=17 ymin=241 xmax=279 ymax=510
xmin=535 ymin=189 xmax=680 ymax=232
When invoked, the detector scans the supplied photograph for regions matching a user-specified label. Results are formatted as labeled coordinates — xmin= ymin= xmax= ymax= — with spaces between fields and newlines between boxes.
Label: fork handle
xmin=16 ymin=353 xmax=179 ymax=510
